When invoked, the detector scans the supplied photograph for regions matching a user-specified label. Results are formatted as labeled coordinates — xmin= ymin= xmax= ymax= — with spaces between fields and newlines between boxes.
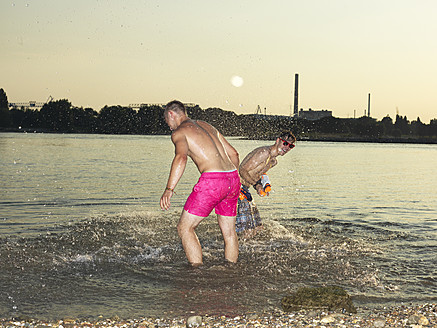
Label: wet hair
xmin=279 ymin=131 xmax=296 ymax=143
xmin=165 ymin=100 xmax=186 ymax=115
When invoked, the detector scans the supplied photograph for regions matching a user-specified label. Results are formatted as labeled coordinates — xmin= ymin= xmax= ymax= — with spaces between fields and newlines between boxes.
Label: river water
xmin=0 ymin=133 xmax=436 ymax=320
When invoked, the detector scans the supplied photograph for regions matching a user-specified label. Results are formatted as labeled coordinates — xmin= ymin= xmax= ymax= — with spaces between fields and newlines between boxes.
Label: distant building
xmin=298 ymin=108 xmax=332 ymax=121
xmin=9 ymin=101 xmax=45 ymax=110
xmin=129 ymin=102 xmax=197 ymax=109
xmin=250 ymin=113 xmax=294 ymax=122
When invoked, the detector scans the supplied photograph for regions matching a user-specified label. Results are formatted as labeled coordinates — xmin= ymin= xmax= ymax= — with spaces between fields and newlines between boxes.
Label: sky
xmin=1 ymin=0 xmax=437 ymax=123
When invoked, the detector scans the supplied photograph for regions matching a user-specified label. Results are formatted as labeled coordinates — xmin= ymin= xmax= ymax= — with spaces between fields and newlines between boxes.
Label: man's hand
xmin=160 ymin=189 xmax=173 ymax=210
xmin=255 ymin=183 xmax=270 ymax=197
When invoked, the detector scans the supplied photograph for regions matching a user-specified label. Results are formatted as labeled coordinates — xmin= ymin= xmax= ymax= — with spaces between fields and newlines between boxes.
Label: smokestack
xmin=294 ymin=74 xmax=299 ymax=117
xmin=368 ymin=93 xmax=371 ymax=117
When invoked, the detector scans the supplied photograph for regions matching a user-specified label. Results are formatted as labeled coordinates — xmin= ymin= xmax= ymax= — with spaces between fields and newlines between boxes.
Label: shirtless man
xmin=160 ymin=100 xmax=240 ymax=265
xmin=237 ymin=131 xmax=296 ymax=234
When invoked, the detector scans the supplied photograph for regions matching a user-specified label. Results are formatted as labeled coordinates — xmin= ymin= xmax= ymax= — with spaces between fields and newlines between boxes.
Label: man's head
xmin=276 ymin=131 xmax=296 ymax=156
xmin=164 ymin=100 xmax=187 ymax=130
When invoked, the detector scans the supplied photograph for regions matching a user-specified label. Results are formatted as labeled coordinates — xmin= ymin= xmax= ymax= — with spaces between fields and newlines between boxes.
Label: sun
xmin=230 ymin=75 xmax=244 ymax=87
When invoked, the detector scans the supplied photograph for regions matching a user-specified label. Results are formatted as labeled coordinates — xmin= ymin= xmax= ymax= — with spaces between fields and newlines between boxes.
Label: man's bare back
xmin=173 ymin=119 xmax=237 ymax=173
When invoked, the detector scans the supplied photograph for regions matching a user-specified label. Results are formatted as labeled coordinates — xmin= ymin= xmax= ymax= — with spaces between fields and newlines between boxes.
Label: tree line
xmin=1 ymin=88 xmax=436 ymax=142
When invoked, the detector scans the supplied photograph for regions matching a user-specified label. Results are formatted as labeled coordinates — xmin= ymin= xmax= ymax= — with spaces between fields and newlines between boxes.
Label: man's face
xmin=277 ymin=137 xmax=295 ymax=156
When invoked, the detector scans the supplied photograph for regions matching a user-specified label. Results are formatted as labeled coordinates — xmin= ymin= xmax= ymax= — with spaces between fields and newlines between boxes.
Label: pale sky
xmin=1 ymin=0 xmax=437 ymax=123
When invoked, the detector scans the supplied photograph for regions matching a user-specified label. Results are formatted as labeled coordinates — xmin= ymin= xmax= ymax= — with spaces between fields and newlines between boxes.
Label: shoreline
xmin=298 ymin=136 xmax=437 ymax=145
xmin=1 ymin=130 xmax=436 ymax=145
xmin=2 ymin=304 xmax=435 ymax=327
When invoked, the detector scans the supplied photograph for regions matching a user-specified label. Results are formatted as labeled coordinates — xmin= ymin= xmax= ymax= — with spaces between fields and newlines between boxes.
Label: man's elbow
xmin=175 ymin=153 xmax=188 ymax=164
xmin=230 ymin=147 xmax=239 ymax=159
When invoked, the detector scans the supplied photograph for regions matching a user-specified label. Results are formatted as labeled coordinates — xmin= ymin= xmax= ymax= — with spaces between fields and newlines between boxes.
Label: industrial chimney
xmin=294 ymin=74 xmax=299 ymax=117
xmin=368 ymin=93 xmax=371 ymax=117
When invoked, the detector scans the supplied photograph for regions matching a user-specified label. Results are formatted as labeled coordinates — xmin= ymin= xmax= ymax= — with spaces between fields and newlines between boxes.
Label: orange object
xmin=264 ymin=183 xmax=271 ymax=193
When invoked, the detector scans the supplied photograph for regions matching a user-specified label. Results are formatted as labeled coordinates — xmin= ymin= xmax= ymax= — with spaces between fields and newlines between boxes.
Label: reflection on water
xmin=0 ymin=133 xmax=436 ymax=320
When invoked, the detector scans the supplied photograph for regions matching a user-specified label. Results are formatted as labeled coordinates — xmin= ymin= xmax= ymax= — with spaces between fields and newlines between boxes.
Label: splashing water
xmin=0 ymin=134 xmax=436 ymax=320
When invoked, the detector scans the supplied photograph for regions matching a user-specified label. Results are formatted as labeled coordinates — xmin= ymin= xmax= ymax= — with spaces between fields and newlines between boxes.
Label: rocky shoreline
xmin=1 ymin=303 xmax=435 ymax=328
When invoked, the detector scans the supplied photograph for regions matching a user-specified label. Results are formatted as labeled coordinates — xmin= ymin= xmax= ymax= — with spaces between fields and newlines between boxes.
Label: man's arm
xmin=160 ymin=131 xmax=188 ymax=210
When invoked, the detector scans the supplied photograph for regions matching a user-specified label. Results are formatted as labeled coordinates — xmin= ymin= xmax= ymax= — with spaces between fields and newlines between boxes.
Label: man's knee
xmin=177 ymin=220 xmax=192 ymax=237
xmin=176 ymin=221 xmax=184 ymax=237
xmin=177 ymin=211 xmax=203 ymax=237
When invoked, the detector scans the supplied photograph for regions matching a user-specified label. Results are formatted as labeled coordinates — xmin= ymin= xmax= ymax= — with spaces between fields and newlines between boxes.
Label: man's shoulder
xmin=196 ymin=120 xmax=215 ymax=130
xmin=241 ymin=146 xmax=270 ymax=166
xmin=174 ymin=120 xmax=196 ymax=134
xmin=171 ymin=127 xmax=188 ymax=142
xmin=177 ymin=119 xmax=211 ymax=130
xmin=173 ymin=120 xmax=215 ymax=141
xmin=247 ymin=145 xmax=270 ymax=157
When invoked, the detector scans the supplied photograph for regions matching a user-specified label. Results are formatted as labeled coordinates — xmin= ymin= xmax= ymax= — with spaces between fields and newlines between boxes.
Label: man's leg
xmin=177 ymin=210 xmax=205 ymax=265
xmin=217 ymin=214 xmax=239 ymax=263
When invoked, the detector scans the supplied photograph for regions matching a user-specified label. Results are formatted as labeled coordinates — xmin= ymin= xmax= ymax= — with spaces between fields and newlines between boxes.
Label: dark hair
xmin=165 ymin=100 xmax=186 ymax=115
xmin=279 ymin=131 xmax=296 ymax=143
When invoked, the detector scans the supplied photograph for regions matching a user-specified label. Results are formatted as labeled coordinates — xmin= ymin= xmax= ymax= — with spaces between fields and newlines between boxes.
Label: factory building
xmin=293 ymin=73 xmax=333 ymax=121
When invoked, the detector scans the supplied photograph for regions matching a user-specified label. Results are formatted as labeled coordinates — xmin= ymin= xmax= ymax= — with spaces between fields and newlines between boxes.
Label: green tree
xmin=0 ymin=88 xmax=11 ymax=127
xmin=0 ymin=108 xmax=12 ymax=128
xmin=98 ymin=105 xmax=138 ymax=134
xmin=137 ymin=105 xmax=167 ymax=134
xmin=9 ymin=108 xmax=25 ymax=128
xmin=39 ymin=99 xmax=74 ymax=132
xmin=350 ymin=116 xmax=380 ymax=137
xmin=0 ymin=88 xmax=8 ymax=108
xmin=394 ymin=115 xmax=410 ymax=135
xmin=410 ymin=117 xmax=426 ymax=136
xmin=71 ymin=107 xmax=99 ymax=133
xmin=0 ymin=88 xmax=12 ymax=128
xmin=428 ymin=119 xmax=437 ymax=137
xmin=380 ymin=115 xmax=394 ymax=136
xmin=315 ymin=116 xmax=350 ymax=134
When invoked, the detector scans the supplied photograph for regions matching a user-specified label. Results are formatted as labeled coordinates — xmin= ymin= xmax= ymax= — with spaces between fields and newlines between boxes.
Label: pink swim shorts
xmin=184 ymin=170 xmax=241 ymax=217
